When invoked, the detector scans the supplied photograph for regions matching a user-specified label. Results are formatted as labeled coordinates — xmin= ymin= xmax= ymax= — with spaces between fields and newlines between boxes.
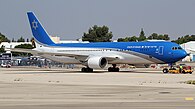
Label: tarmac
xmin=0 ymin=67 xmax=195 ymax=109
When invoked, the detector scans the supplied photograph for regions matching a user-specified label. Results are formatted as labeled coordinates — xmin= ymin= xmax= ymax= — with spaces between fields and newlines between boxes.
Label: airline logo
xmin=32 ymin=20 xmax=38 ymax=30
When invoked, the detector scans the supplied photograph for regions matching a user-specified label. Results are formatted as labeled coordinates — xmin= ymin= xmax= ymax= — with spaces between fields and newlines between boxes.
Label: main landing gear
xmin=108 ymin=64 xmax=120 ymax=72
xmin=81 ymin=67 xmax=93 ymax=72
xmin=81 ymin=64 xmax=120 ymax=72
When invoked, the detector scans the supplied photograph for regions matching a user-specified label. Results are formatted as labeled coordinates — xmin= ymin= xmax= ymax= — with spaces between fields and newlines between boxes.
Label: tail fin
xmin=27 ymin=12 xmax=55 ymax=45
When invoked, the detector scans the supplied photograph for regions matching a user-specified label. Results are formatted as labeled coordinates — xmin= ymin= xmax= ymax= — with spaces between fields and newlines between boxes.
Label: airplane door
xmin=159 ymin=46 xmax=164 ymax=55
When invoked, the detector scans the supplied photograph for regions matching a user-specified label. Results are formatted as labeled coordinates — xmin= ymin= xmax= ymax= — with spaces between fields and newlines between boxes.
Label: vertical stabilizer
xmin=27 ymin=12 xmax=55 ymax=45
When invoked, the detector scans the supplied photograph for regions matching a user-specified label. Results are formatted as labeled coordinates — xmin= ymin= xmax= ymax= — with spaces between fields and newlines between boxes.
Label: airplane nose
xmin=180 ymin=50 xmax=187 ymax=59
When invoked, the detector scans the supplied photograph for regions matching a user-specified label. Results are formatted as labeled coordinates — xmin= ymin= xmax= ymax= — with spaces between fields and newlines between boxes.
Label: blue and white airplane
xmin=12 ymin=12 xmax=187 ymax=72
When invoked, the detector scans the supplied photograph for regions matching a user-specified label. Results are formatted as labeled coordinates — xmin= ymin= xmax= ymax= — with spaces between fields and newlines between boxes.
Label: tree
xmin=17 ymin=36 xmax=25 ymax=42
xmin=190 ymin=35 xmax=195 ymax=41
xmin=117 ymin=37 xmax=130 ymax=42
xmin=0 ymin=45 xmax=5 ymax=53
xmin=129 ymin=36 xmax=138 ymax=42
xmin=148 ymin=33 xmax=158 ymax=39
xmin=82 ymin=25 xmax=113 ymax=42
xmin=148 ymin=33 xmax=170 ymax=40
xmin=12 ymin=44 xmax=33 ymax=56
xmin=117 ymin=38 xmax=127 ymax=42
xmin=172 ymin=35 xmax=195 ymax=44
xmin=163 ymin=34 xmax=170 ymax=40
xmin=0 ymin=32 xmax=10 ymax=43
xmin=118 ymin=36 xmax=138 ymax=42
xmin=138 ymin=28 xmax=146 ymax=41
xmin=12 ymin=38 xmax=16 ymax=42
xmin=15 ymin=44 xmax=33 ymax=49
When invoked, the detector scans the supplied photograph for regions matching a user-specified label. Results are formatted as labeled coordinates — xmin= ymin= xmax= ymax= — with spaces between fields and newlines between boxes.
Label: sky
xmin=0 ymin=0 xmax=195 ymax=40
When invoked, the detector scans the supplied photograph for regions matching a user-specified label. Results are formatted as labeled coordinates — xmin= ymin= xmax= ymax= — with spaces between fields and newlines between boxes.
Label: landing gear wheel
xmin=108 ymin=64 xmax=120 ymax=72
xmin=163 ymin=68 xmax=168 ymax=73
xmin=116 ymin=67 xmax=119 ymax=72
xmin=108 ymin=67 xmax=113 ymax=72
xmin=81 ymin=67 xmax=85 ymax=72
xmin=81 ymin=67 xmax=93 ymax=72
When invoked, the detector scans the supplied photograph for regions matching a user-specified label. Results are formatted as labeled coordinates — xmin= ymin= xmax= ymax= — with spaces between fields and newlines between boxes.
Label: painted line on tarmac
xmin=185 ymin=97 xmax=194 ymax=101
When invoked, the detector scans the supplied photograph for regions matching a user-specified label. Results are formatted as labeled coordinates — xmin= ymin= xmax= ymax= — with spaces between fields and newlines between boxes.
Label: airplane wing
xmin=10 ymin=48 xmax=86 ymax=57
xmin=10 ymin=48 xmax=38 ymax=54
xmin=10 ymin=48 xmax=120 ymax=62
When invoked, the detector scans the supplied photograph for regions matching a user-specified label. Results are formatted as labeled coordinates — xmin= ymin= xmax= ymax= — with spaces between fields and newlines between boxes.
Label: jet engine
xmin=87 ymin=56 xmax=108 ymax=69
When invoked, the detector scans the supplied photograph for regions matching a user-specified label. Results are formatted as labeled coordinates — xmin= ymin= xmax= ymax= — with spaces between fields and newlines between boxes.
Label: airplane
xmin=11 ymin=12 xmax=187 ymax=72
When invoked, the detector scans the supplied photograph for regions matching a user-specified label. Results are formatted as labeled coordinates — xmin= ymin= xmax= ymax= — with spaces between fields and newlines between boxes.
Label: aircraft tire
xmin=163 ymin=68 xmax=168 ymax=73
xmin=108 ymin=67 xmax=120 ymax=72
xmin=81 ymin=67 xmax=85 ymax=72
xmin=81 ymin=67 xmax=93 ymax=72
xmin=108 ymin=67 xmax=112 ymax=72
xmin=115 ymin=68 xmax=119 ymax=72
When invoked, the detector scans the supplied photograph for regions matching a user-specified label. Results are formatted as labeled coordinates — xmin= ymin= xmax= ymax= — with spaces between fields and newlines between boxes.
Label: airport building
xmin=50 ymin=36 xmax=89 ymax=43
xmin=180 ymin=41 xmax=195 ymax=62
xmin=0 ymin=42 xmax=32 ymax=49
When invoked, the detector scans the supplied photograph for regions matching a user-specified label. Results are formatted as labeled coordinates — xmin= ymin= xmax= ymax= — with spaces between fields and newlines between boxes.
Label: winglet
xmin=27 ymin=12 xmax=55 ymax=45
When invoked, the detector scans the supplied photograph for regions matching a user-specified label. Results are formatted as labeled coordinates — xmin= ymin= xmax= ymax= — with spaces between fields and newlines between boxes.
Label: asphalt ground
xmin=0 ymin=67 xmax=195 ymax=109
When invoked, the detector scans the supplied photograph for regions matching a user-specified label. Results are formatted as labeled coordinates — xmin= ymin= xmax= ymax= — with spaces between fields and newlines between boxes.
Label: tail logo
xmin=32 ymin=20 xmax=38 ymax=30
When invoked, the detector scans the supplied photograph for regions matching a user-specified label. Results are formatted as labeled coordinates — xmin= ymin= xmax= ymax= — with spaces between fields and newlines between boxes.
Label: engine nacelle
xmin=87 ymin=56 xmax=108 ymax=69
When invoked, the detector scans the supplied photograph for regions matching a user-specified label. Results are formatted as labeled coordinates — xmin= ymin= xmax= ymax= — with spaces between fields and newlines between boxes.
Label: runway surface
xmin=0 ymin=67 xmax=195 ymax=109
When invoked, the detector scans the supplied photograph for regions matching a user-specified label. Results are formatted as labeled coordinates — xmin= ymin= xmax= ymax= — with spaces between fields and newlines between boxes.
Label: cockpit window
xmin=178 ymin=47 xmax=182 ymax=49
xmin=172 ymin=47 xmax=177 ymax=50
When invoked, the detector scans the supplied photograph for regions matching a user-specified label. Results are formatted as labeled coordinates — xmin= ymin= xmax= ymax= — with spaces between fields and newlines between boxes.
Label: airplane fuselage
xmin=35 ymin=41 xmax=187 ymax=65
